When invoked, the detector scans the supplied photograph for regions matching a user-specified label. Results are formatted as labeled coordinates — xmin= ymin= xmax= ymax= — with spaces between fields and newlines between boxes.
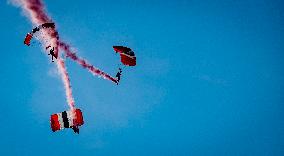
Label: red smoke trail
xmin=19 ymin=0 xmax=75 ymax=109
xmin=59 ymin=42 xmax=118 ymax=84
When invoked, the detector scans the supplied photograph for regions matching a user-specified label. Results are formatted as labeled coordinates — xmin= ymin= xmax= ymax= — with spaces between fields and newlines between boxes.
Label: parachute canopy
xmin=113 ymin=46 xmax=136 ymax=66
xmin=24 ymin=22 xmax=55 ymax=46
xmin=50 ymin=108 xmax=84 ymax=132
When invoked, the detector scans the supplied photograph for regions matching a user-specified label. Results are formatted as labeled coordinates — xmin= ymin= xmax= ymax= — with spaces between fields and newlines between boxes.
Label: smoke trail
xmin=59 ymin=42 xmax=118 ymax=84
xmin=17 ymin=0 xmax=75 ymax=109
xmin=57 ymin=59 xmax=75 ymax=108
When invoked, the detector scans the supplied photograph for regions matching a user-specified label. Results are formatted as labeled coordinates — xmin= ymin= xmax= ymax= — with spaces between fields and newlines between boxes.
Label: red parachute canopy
xmin=23 ymin=22 xmax=55 ymax=46
xmin=50 ymin=108 xmax=84 ymax=132
xmin=113 ymin=46 xmax=136 ymax=66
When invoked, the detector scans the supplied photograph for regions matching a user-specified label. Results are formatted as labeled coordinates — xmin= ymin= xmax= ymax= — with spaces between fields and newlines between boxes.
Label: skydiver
xmin=115 ymin=68 xmax=122 ymax=85
xmin=72 ymin=126 xmax=79 ymax=134
xmin=48 ymin=47 xmax=55 ymax=62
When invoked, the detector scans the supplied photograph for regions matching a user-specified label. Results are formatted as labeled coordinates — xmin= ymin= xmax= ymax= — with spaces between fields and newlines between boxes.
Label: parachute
xmin=50 ymin=108 xmax=84 ymax=133
xmin=24 ymin=22 xmax=55 ymax=46
xmin=113 ymin=46 xmax=136 ymax=66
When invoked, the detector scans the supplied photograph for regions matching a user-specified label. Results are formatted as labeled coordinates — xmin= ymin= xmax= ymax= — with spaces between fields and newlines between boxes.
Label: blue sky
xmin=0 ymin=0 xmax=284 ymax=155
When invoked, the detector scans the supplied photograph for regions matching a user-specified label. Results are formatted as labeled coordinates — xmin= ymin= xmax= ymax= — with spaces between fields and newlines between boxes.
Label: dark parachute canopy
xmin=24 ymin=22 xmax=55 ymax=46
xmin=113 ymin=46 xmax=136 ymax=66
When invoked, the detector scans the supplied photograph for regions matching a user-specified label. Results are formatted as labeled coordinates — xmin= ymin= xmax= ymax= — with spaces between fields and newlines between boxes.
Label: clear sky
xmin=0 ymin=0 xmax=284 ymax=155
